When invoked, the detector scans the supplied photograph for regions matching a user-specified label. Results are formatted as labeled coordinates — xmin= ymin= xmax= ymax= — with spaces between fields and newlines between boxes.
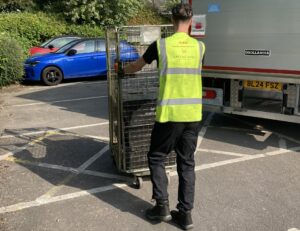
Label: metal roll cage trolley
xmin=105 ymin=25 xmax=176 ymax=188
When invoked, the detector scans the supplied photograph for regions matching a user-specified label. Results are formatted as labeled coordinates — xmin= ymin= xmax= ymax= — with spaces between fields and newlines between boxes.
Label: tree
xmin=164 ymin=0 xmax=181 ymax=10
xmin=0 ymin=0 xmax=34 ymax=12
xmin=63 ymin=0 xmax=143 ymax=26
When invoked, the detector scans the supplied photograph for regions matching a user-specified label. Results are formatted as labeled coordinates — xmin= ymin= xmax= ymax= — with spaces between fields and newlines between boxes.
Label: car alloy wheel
xmin=42 ymin=66 xmax=63 ymax=86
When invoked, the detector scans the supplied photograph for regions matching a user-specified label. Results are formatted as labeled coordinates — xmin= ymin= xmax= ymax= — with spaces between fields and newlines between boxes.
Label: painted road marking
xmin=5 ymin=156 xmax=130 ymax=181
xmin=9 ymin=95 xmax=108 ymax=107
xmin=197 ymin=148 xmax=250 ymax=157
xmin=170 ymin=146 xmax=300 ymax=176
xmin=36 ymin=145 xmax=115 ymax=200
xmin=0 ymin=183 xmax=127 ymax=214
xmin=46 ymin=133 xmax=110 ymax=142
xmin=4 ymin=144 xmax=130 ymax=202
xmin=77 ymin=145 xmax=109 ymax=171
xmin=0 ymin=131 xmax=58 ymax=161
xmin=2 ymin=144 xmax=299 ymax=214
xmin=288 ymin=229 xmax=300 ymax=231
xmin=279 ymin=138 xmax=287 ymax=150
xmin=1 ymin=111 xmax=299 ymax=215
xmin=26 ymin=80 xmax=107 ymax=91
xmin=195 ymin=146 xmax=300 ymax=171
xmin=225 ymin=114 xmax=300 ymax=146
xmin=0 ymin=122 xmax=109 ymax=139
xmin=83 ymin=135 xmax=109 ymax=141
xmin=209 ymin=125 xmax=273 ymax=142
xmin=5 ymin=156 xmax=79 ymax=172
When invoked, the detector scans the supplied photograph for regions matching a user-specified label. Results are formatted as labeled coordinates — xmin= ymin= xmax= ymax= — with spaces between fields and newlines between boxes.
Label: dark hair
xmin=171 ymin=3 xmax=193 ymax=21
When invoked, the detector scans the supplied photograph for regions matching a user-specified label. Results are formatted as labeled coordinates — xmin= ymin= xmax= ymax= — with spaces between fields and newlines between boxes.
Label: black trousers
xmin=147 ymin=121 xmax=201 ymax=211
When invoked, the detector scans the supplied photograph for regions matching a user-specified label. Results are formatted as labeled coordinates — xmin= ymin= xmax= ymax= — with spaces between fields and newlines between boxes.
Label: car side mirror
xmin=48 ymin=44 xmax=54 ymax=50
xmin=67 ymin=49 xmax=77 ymax=56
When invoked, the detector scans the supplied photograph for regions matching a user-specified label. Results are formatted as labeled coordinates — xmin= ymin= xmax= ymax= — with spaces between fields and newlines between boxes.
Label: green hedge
xmin=127 ymin=4 xmax=170 ymax=25
xmin=0 ymin=0 xmax=35 ymax=12
xmin=0 ymin=35 xmax=25 ymax=87
xmin=0 ymin=12 xmax=104 ymax=55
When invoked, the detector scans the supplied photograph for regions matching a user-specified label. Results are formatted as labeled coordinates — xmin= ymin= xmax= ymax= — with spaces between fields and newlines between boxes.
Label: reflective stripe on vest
xmin=156 ymin=33 xmax=205 ymax=122
xmin=159 ymin=38 xmax=203 ymax=76
xmin=157 ymin=98 xmax=203 ymax=106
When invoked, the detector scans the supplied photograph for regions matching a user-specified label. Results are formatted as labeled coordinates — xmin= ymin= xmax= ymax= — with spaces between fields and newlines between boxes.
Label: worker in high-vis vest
xmin=123 ymin=3 xmax=205 ymax=230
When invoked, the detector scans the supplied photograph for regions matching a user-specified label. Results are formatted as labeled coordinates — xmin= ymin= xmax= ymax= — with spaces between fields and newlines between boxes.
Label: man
xmin=123 ymin=3 xmax=205 ymax=230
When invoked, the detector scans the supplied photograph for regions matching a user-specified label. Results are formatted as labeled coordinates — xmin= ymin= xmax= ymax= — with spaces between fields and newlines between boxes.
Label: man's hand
xmin=115 ymin=61 xmax=125 ymax=78
xmin=123 ymin=57 xmax=147 ymax=74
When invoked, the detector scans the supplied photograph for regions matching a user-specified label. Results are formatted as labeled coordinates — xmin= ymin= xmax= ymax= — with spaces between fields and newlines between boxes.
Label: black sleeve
xmin=142 ymin=41 xmax=158 ymax=64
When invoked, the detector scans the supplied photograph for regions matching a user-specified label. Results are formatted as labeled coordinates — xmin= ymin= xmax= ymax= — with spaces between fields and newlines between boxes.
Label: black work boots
xmin=145 ymin=200 xmax=172 ymax=222
xmin=171 ymin=209 xmax=194 ymax=230
xmin=145 ymin=200 xmax=194 ymax=230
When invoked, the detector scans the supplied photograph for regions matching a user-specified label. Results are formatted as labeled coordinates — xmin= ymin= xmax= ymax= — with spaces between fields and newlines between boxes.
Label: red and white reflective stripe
xmin=203 ymin=89 xmax=217 ymax=99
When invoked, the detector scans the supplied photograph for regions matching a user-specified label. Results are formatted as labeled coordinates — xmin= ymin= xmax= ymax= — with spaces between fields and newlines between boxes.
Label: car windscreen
xmin=55 ymin=40 xmax=80 ymax=54
xmin=40 ymin=38 xmax=53 ymax=48
xmin=49 ymin=37 xmax=79 ymax=48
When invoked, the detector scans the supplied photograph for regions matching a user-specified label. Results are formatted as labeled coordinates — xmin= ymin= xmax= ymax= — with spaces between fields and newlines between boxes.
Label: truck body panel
xmin=193 ymin=0 xmax=300 ymax=73
xmin=190 ymin=0 xmax=300 ymax=123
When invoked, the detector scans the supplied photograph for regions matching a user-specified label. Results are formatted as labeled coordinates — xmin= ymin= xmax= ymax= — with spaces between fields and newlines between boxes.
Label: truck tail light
xmin=203 ymin=89 xmax=217 ymax=99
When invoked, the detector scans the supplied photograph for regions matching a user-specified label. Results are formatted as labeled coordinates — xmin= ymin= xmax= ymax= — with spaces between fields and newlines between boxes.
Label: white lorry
xmin=189 ymin=0 xmax=300 ymax=123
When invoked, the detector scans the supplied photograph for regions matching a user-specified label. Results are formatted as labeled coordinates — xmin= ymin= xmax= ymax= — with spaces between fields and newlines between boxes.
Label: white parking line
xmin=5 ymin=155 xmax=131 ymax=182
xmin=169 ymin=146 xmax=300 ymax=177
xmin=83 ymin=135 xmax=109 ymax=141
xmin=0 ymin=183 xmax=127 ymax=214
xmin=0 ymin=122 xmax=109 ymax=139
xmin=78 ymin=145 xmax=109 ymax=171
xmin=209 ymin=125 xmax=273 ymax=143
xmin=26 ymin=80 xmax=107 ymax=91
xmin=288 ymin=229 xmax=300 ymax=231
xmin=263 ymin=146 xmax=300 ymax=156
xmin=194 ymin=146 xmax=300 ymax=172
xmin=0 ymin=131 xmax=58 ymax=161
xmin=0 ymin=148 xmax=27 ymax=162
xmin=197 ymin=148 xmax=250 ymax=157
xmin=36 ymin=145 xmax=111 ymax=200
xmin=10 ymin=95 xmax=108 ymax=107
xmin=275 ymin=132 xmax=300 ymax=146
xmin=279 ymin=138 xmax=287 ymax=149
xmin=2 ymin=145 xmax=299 ymax=214
xmin=226 ymin=114 xmax=300 ymax=146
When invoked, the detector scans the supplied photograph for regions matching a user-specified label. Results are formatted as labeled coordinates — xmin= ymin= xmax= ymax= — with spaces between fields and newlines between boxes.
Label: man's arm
xmin=123 ymin=41 xmax=158 ymax=75
xmin=124 ymin=57 xmax=147 ymax=74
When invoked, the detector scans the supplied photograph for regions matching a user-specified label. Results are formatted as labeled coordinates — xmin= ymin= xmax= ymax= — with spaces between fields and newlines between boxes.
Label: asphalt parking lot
xmin=0 ymin=80 xmax=299 ymax=231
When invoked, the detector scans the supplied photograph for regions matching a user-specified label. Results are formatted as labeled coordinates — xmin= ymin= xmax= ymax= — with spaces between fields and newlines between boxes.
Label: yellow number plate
xmin=243 ymin=80 xmax=282 ymax=91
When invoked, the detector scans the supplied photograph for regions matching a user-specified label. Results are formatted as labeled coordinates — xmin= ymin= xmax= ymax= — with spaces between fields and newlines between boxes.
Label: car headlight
xmin=30 ymin=61 xmax=40 ymax=67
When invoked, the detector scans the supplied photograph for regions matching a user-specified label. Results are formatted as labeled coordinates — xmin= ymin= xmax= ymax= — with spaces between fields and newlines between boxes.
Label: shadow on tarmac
xmin=18 ymin=79 xmax=109 ymax=120
xmin=2 ymin=127 xmax=160 ymax=224
xmin=202 ymin=112 xmax=300 ymax=152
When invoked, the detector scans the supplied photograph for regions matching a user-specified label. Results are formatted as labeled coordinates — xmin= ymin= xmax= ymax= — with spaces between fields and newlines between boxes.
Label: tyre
xmin=133 ymin=176 xmax=143 ymax=189
xmin=41 ymin=66 xmax=63 ymax=86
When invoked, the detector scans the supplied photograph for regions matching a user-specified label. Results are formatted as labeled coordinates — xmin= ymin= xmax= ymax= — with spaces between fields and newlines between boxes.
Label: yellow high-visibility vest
xmin=156 ymin=32 xmax=205 ymax=122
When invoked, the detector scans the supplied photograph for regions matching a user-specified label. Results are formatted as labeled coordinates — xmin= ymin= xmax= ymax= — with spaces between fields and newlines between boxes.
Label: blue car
xmin=24 ymin=38 xmax=139 ymax=86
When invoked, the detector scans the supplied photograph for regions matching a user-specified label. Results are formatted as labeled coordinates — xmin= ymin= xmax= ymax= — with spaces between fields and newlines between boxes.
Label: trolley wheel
xmin=133 ymin=176 xmax=143 ymax=189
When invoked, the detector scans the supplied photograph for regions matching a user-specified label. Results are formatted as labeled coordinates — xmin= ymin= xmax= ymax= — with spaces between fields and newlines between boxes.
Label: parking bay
xmin=0 ymin=80 xmax=299 ymax=231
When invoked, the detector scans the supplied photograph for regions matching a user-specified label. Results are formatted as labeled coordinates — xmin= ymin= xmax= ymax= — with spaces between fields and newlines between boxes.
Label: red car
xmin=29 ymin=36 xmax=81 ymax=56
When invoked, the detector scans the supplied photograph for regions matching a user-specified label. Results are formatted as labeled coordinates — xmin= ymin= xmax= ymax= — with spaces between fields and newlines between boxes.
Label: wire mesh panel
xmin=106 ymin=25 xmax=176 ymax=174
